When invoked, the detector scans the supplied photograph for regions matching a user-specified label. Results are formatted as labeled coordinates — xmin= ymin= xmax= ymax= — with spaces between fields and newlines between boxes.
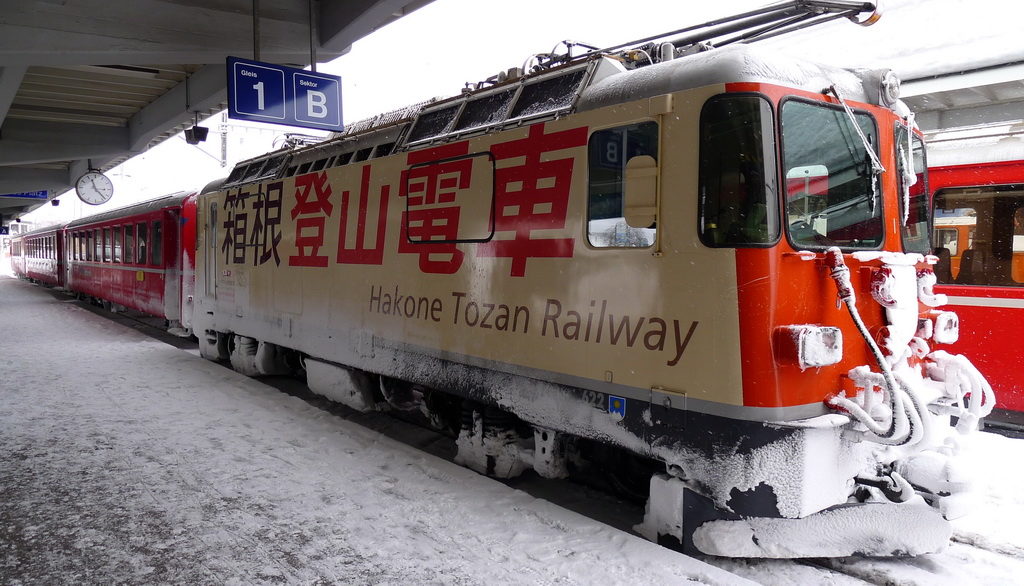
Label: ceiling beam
xmin=902 ymin=62 xmax=1024 ymax=98
xmin=128 ymin=64 xmax=226 ymax=151
xmin=0 ymin=0 xmax=437 ymax=227
xmin=0 ymin=67 xmax=27 ymax=122
xmin=319 ymin=0 xmax=430 ymax=54
xmin=915 ymin=100 xmax=1024 ymax=133
xmin=0 ymin=0 xmax=350 ymax=66
xmin=0 ymin=167 xmax=68 ymax=196
xmin=0 ymin=120 xmax=129 ymax=166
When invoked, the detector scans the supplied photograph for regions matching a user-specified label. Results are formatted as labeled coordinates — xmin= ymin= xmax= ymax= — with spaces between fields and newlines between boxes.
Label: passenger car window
xmin=699 ymin=95 xmax=778 ymax=247
xmin=113 ymin=227 xmax=122 ymax=263
xmin=934 ymin=189 xmax=1024 ymax=286
xmin=587 ymin=121 xmax=658 ymax=248
xmin=151 ymin=221 xmax=162 ymax=265
xmin=137 ymin=222 xmax=148 ymax=264
xmin=103 ymin=228 xmax=111 ymax=262
xmin=125 ymin=225 xmax=135 ymax=264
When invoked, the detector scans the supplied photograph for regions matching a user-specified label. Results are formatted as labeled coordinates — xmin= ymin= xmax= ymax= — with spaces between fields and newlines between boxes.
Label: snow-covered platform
xmin=3 ymin=273 xmax=1024 ymax=585
xmin=0 ymin=276 xmax=749 ymax=584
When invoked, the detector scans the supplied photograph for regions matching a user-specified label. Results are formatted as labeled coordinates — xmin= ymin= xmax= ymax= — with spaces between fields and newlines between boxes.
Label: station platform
xmin=0 ymin=275 xmax=746 ymax=585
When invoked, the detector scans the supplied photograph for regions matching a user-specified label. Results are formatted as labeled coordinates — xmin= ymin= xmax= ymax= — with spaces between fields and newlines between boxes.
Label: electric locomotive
xmin=73 ymin=1 xmax=989 ymax=558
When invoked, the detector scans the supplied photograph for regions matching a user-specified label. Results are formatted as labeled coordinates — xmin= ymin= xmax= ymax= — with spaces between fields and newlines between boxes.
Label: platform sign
xmin=0 ymin=190 xmax=48 ymax=199
xmin=227 ymin=56 xmax=343 ymax=132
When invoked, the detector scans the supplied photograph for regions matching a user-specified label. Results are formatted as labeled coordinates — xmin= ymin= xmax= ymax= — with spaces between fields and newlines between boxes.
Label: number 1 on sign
xmin=252 ymin=81 xmax=265 ymax=110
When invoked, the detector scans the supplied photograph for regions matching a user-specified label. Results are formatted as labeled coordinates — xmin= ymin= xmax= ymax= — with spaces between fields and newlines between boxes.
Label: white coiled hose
xmin=822 ymin=248 xmax=925 ymax=446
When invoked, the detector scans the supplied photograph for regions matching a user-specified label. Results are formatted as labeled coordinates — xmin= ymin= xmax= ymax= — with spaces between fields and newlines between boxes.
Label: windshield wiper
xmin=827 ymin=84 xmax=884 ymax=213
xmin=826 ymin=84 xmax=885 ymax=175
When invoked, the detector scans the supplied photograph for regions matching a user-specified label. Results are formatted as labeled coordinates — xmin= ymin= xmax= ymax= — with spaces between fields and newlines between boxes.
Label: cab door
xmin=203 ymin=201 xmax=218 ymax=300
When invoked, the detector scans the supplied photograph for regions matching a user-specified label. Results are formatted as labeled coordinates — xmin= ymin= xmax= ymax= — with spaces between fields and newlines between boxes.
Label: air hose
xmin=823 ymin=248 xmax=922 ymax=446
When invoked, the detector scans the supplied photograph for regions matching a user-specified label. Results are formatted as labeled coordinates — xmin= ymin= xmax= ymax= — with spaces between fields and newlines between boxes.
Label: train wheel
xmin=454 ymin=403 xmax=530 ymax=479
xmin=378 ymin=376 xmax=423 ymax=411
xmin=198 ymin=330 xmax=230 ymax=362
xmin=228 ymin=336 xmax=292 ymax=377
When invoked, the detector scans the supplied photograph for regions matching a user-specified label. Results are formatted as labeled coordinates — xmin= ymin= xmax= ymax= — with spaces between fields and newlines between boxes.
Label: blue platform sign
xmin=227 ymin=57 xmax=343 ymax=132
xmin=0 ymin=190 xmax=48 ymax=200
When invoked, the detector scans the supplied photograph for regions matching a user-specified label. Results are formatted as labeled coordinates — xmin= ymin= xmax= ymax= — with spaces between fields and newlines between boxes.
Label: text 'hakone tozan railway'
xmin=10 ymin=1 xmax=998 ymax=559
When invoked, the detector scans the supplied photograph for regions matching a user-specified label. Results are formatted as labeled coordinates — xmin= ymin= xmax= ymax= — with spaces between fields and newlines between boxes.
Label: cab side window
xmin=587 ymin=121 xmax=658 ymax=248
xmin=699 ymin=95 xmax=778 ymax=247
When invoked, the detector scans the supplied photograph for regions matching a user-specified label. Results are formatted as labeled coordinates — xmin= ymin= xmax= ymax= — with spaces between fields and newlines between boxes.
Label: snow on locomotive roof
xmin=577 ymin=44 xmax=872 ymax=112
xmin=65 ymin=191 xmax=194 ymax=229
xmin=224 ymin=43 xmax=894 ymax=187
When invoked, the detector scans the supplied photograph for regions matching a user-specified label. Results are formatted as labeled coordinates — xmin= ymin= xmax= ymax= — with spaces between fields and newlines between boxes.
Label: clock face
xmin=75 ymin=171 xmax=114 ymax=205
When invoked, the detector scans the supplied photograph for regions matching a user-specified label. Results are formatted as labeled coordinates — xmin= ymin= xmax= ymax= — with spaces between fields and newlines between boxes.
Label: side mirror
xmin=624 ymin=155 xmax=658 ymax=228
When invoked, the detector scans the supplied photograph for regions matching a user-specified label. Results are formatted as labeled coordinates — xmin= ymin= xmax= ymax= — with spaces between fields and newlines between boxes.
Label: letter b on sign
xmin=307 ymin=91 xmax=328 ymax=119
xmin=294 ymin=72 xmax=340 ymax=127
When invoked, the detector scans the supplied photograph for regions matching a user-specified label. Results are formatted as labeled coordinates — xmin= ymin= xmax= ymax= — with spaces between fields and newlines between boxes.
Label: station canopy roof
xmin=758 ymin=0 xmax=1024 ymax=136
xmin=0 ymin=0 xmax=432 ymax=226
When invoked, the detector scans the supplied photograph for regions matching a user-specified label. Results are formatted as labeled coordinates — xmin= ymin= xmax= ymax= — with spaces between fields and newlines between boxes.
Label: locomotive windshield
xmin=781 ymin=99 xmax=883 ymax=249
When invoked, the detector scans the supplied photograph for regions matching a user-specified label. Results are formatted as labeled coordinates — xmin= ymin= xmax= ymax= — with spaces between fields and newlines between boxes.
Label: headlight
xmin=775 ymin=325 xmax=843 ymax=370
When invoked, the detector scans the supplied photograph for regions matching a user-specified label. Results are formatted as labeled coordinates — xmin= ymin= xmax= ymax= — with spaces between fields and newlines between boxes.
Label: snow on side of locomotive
xmin=191 ymin=44 xmax=993 ymax=558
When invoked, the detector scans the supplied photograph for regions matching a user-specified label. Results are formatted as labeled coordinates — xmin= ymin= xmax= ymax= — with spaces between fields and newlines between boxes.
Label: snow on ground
xmin=1 ymin=270 xmax=1023 ymax=585
xmin=0 ymin=275 xmax=747 ymax=585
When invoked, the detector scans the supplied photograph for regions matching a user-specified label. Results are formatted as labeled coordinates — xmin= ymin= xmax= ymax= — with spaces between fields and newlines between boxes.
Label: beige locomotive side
xmin=193 ymin=83 xmax=745 ymax=413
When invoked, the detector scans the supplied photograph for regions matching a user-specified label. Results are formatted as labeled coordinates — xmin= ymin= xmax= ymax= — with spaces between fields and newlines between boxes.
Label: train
xmin=927 ymin=128 xmax=1024 ymax=427
xmin=8 ymin=1 xmax=998 ymax=559
xmin=12 ymin=193 xmax=196 ymax=332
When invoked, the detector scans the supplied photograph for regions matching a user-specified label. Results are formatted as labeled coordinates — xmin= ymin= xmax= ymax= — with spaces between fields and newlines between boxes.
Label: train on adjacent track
xmin=925 ymin=131 xmax=1024 ymax=426
xmin=12 ymin=193 xmax=196 ymax=332
xmin=8 ymin=1 xmax=999 ymax=559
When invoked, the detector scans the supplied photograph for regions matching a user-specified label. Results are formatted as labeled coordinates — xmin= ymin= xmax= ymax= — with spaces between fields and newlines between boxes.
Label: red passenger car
xmin=10 ymin=224 xmax=66 ymax=287
xmin=929 ymin=157 xmax=1024 ymax=423
xmin=65 ymin=192 xmax=197 ymax=332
